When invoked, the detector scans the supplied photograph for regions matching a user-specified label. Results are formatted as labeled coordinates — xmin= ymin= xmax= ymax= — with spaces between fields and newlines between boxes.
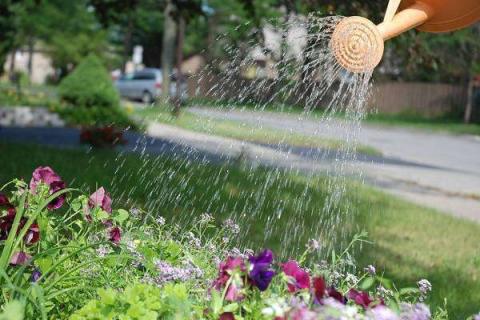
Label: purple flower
xmin=400 ymin=303 xmax=431 ymax=320
xmin=29 ymin=166 xmax=66 ymax=210
xmin=89 ymin=187 xmax=112 ymax=213
xmin=109 ymin=227 xmax=121 ymax=244
xmin=368 ymin=306 xmax=399 ymax=320
xmin=10 ymin=251 xmax=32 ymax=266
xmin=281 ymin=260 xmax=310 ymax=292
xmin=31 ymin=269 xmax=42 ymax=282
xmin=248 ymin=249 xmax=275 ymax=291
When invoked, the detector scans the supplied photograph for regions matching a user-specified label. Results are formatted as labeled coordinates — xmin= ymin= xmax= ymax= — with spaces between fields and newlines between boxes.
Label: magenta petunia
xmin=281 ymin=260 xmax=310 ymax=292
xmin=89 ymin=187 xmax=112 ymax=213
xmin=109 ymin=226 xmax=121 ymax=244
xmin=10 ymin=251 xmax=32 ymax=266
xmin=30 ymin=166 xmax=66 ymax=210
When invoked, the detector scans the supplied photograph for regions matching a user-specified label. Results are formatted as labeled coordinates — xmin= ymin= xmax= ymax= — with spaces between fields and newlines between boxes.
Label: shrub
xmin=58 ymin=54 xmax=119 ymax=108
xmin=52 ymin=103 xmax=135 ymax=128
xmin=56 ymin=55 xmax=135 ymax=128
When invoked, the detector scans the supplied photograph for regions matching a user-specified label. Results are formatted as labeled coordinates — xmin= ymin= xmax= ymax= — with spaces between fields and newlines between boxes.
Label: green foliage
xmin=56 ymin=55 xmax=134 ymax=128
xmin=58 ymin=55 xmax=119 ymax=108
xmin=70 ymin=283 xmax=194 ymax=320
xmin=52 ymin=104 xmax=134 ymax=128
xmin=0 ymin=300 xmax=25 ymax=320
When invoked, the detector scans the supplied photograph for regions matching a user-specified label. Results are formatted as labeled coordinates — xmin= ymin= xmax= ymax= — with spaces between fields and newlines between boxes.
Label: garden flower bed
xmin=0 ymin=167 xmax=478 ymax=319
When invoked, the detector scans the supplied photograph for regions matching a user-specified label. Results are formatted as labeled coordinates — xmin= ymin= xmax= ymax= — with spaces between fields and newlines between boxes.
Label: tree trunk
xmin=206 ymin=15 xmax=216 ymax=63
xmin=161 ymin=0 xmax=177 ymax=102
xmin=173 ymin=16 xmax=185 ymax=116
xmin=27 ymin=38 xmax=34 ymax=83
xmin=464 ymin=75 xmax=474 ymax=124
xmin=8 ymin=48 xmax=16 ymax=82
xmin=122 ymin=16 xmax=134 ymax=74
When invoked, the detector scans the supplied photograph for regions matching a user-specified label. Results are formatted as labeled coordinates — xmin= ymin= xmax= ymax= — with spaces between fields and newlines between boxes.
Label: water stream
xmin=87 ymin=15 xmax=375 ymax=259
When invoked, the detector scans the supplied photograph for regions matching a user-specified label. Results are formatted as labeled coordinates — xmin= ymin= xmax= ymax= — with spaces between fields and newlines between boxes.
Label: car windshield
xmin=119 ymin=73 xmax=133 ymax=80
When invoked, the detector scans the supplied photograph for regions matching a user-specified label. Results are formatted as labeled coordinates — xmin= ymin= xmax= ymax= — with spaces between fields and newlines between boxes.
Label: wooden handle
xmin=377 ymin=2 xmax=435 ymax=40
xmin=384 ymin=0 xmax=402 ymax=23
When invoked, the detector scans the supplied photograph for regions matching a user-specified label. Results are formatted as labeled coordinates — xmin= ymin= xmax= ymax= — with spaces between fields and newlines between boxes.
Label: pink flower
xmin=10 ymin=251 xmax=32 ymax=265
xmin=219 ymin=313 xmax=235 ymax=320
xmin=0 ymin=212 xmax=40 ymax=245
xmin=281 ymin=260 xmax=310 ymax=292
xmin=89 ymin=187 xmax=112 ymax=213
xmin=0 ymin=193 xmax=15 ymax=215
xmin=313 ymin=276 xmax=326 ymax=302
xmin=348 ymin=289 xmax=374 ymax=309
xmin=109 ymin=227 xmax=121 ymax=244
xmin=327 ymin=287 xmax=346 ymax=304
xmin=214 ymin=257 xmax=245 ymax=289
xmin=224 ymin=281 xmax=242 ymax=301
xmin=213 ymin=256 xmax=246 ymax=301
xmin=29 ymin=166 xmax=66 ymax=210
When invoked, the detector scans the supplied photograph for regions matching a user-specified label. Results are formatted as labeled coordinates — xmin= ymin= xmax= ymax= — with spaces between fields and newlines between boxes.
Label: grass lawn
xmin=364 ymin=112 xmax=480 ymax=136
xmin=133 ymin=104 xmax=381 ymax=156
xmin=186 ymin=99 xmax=480 ymax=136
xmin=1 ymin=142 xmax=479 ymax=318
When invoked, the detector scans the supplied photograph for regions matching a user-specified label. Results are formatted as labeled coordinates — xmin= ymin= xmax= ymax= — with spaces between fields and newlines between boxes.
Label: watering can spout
xmin=330 ymin=0 xmax=480 ymax=73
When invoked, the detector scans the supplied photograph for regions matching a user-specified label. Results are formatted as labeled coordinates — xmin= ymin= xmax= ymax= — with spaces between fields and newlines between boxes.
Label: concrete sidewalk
xmin=189 ymin=107 xmax=480 ymax=221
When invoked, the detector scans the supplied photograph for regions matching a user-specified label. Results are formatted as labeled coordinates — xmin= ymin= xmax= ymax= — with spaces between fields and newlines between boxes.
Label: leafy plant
xmin=58 ymin=54 xmax=119 ymax=108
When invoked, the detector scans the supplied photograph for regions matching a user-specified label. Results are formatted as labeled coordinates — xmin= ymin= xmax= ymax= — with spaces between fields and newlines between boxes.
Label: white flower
xmin=364 ymin=264 xmax=376 ymax=275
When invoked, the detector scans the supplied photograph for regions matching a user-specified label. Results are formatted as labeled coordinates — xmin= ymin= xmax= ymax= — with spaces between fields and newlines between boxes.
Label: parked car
xmin=115 ymin=68 xmax=187 ymax=103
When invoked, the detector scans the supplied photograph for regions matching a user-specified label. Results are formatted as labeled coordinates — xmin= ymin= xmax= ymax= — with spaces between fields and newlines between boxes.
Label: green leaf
xmin=36 ymin=257 xmax=53 ymax=273
xmin=113 ymin=209 xmax=129 ymax=224
xmin=223 ymin=303 xmax=238 ymax=313
xmin=359 ymin=277 xmax=375 ymax=290
xmin=399 ymin=287 xmax=420 ymax=295
xmin=0 ymin=300 xmax=24 ymax=320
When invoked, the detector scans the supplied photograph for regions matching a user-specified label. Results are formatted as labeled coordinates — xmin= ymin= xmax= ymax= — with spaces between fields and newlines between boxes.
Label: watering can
xmin=330 ymin=0 xmax=480 ymax=73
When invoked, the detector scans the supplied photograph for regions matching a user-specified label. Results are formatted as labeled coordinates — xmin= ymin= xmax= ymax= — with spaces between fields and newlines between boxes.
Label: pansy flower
xmin=327 ymin=287 xmax=346 ymax=304
xmin=89 ymin=187 xmax=112 ymax=213
xmin=29 ymin=166 xmax=66 ymax=210
xmin=213 ymin=256 xmax=246 ymax=301
xmin=10 ymin=251 xmax=32 ymax=266
xmin=248 ymin=249 xmax=275 ymax=291
xmin=313 ymin=276 xmax=326 ymax=302
xmin=109 ymin=226 xmax=121 ymax=244
xmin=348 ymin=289 xmax=374 ymax=309
xmin=0 ymin=193 xmax=16 ymax=215
xmin=0 ymin=212 xmax=40 ymax=245
xmin=281 ymin=260 xmax=310 ymax=292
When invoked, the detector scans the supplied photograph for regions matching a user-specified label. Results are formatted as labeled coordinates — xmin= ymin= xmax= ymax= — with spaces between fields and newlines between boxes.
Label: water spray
xmin=330 ymin=0 xmax=480 ymax=73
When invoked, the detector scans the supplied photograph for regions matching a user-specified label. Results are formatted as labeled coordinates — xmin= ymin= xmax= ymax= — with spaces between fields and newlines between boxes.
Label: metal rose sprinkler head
xmin=330 ymin=0 xmax=480 ymax=73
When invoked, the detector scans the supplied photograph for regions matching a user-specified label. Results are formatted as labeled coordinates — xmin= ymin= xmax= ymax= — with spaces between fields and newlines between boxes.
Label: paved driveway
xmin=189 ymin=107 xmax=480 ymax=221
